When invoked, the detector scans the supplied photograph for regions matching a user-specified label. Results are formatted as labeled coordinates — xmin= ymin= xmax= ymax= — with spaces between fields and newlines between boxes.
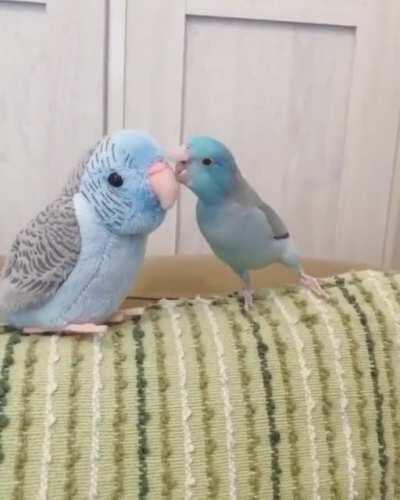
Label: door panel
xmin=0 ymin=0 xmax=106 ymax=256
xmin=109 ymin=0 xmax=400 ymax=264
xmin=179 ymin=17 xmax=355 ymax=256
xmin=0 ymin=2 xmax=48 ymax=253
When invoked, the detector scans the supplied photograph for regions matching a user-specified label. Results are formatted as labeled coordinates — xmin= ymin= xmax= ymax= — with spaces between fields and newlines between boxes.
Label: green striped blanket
xmin=0 ymin=270 xmax=400 ymax=499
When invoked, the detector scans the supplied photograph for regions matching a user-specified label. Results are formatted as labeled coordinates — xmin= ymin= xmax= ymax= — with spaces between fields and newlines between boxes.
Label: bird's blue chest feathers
xmin=9 ymin=194 xmax=147 ymax=328
xmin=197 ymin=200 xmax=284 ymax=272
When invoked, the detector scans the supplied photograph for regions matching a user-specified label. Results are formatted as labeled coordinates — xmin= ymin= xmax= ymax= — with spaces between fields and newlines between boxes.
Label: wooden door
xmin=114 ymin=0 xmax=400 ymax=264
xmin=0 ymin=0 xmax=106 ymax=255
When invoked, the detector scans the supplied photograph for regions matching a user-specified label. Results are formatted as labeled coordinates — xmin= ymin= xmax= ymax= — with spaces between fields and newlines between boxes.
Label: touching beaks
xmin=168 ymin=144 xmax=189 ymax=163
xmin=174 ymin=161 xmax=189 ymax=185
xmin=148 ymin=161 xmax=179 ymax=210
xmin=167 ymin=145 xmax=190 ymax=185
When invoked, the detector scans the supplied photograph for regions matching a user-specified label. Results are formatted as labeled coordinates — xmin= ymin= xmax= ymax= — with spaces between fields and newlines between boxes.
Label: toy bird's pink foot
xmin=22 ymin=327 xmax=46 ymax=334
xmin=122 ymin=307 xmax=145 ymax=318
xmin=23 ymin=323 xmax=108 ymax=335
xmin=107 ymin=307 xmax=144 ymax=324
xmin=243 ymin=288 xmax=254 ymax=311
xmin=107 ymin=312 xmax=125 ymax=324
xmin=64 ymin=324 xmax=108 ymax=334
xmin=300 ymin=273 xmax=326 ymax=297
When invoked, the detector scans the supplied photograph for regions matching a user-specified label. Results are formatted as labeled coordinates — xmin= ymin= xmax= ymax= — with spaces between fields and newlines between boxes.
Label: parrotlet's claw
xmin=300 ymin=273 xmax=327 ymax=298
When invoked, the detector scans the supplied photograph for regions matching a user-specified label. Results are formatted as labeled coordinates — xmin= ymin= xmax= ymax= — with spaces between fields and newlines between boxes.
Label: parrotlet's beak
xmin=148 ymin=161 xmax=179 ymax=210
xmin=170 ymin=145 xmax=189 ymax=185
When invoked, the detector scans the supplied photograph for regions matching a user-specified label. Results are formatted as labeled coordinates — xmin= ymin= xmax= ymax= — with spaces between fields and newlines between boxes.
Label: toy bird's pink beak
xmin=169 ymin=145 xmax=189 ymax=184
xmin=148 ymin=161 xmax=179 ymax=210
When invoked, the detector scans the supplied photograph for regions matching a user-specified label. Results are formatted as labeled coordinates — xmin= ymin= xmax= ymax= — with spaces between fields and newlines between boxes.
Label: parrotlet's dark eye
xmin=108 ymin=172 xmax=123 ymax=187
xmin=202 ymin=158 xmax=212 ymax=166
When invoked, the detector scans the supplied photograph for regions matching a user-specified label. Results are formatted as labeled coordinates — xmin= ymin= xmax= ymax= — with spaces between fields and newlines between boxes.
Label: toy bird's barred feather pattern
xmin=0 ymin=271 xmax=399 ymax=499
xmin=79 ymin=135 xmax=150 ymax=234
xmin=0 ymin=138 xmax=103 ymax=315
xmin=63 ymin=143 xmax=99 ymax=197
xmin=0 ymin=195 xmax=81 ymax=313
xmin=0 ymin=132 xmax=136 ymax=316
xmin=82 ymin=139 xmax=127 ymax=222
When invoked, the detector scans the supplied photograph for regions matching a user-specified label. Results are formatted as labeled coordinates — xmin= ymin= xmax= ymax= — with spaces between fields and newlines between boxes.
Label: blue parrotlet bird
xmin=0 ymin=129 xmax=178 ymax=333
xmin=174 ymin=136 xmax=322 ymax=309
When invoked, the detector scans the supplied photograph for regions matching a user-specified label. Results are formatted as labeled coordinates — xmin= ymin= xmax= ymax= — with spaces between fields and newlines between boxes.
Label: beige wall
xmin=0 ymin=0 xmax=106 ymax=254
xmin=1 ymin=0 xmax=400 ymax=268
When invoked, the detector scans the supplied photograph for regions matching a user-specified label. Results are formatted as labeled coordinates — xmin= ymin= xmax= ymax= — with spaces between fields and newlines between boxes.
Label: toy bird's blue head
xmin=175 ymin=136 xmax=239 ymax=204
xmin=80 ymin=129 xmax=178 ymax=235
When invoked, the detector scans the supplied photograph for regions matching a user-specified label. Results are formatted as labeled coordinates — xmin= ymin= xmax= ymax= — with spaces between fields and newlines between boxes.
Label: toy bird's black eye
xmin=108 ymin=172 xmax=123 ymax=187
xmin=202 ymin=158 xmax=212 ymax=166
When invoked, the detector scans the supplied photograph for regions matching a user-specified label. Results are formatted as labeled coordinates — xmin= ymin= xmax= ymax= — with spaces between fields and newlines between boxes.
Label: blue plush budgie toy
xmin=0 ymin=129 xmax=178 ymax=333
xmin=174 ymin=136 xmax=323 ymax=309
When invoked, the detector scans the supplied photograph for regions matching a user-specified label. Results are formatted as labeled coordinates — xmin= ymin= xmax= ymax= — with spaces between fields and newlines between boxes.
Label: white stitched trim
xmin=37 ymin=334 xmax=60 ymax=500
xmin=89 ymin=332 xmax=104 ymax=500
xmin=197 ymin=298 xmax=237 ymax=500
xmin=309 ymin=293 xmax=357 ymax=499
xmin=162 ymin=301 xmax=196 ymax=499
xmin=272 ymin=293 xmax=321 ymax=500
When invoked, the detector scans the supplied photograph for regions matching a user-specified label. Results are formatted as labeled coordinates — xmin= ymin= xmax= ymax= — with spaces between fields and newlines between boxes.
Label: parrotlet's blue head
xmin=174 ymin=136 xmax=240 ymax=204
xmin=80 ymin=129 xmax=178 ymax=236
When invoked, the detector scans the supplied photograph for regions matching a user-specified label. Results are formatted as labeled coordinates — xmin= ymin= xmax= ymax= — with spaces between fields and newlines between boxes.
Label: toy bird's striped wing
xmin=0 ymin=195 xmax=81 ymax=314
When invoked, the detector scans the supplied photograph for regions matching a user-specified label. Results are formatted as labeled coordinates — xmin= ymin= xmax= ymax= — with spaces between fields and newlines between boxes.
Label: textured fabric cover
xmin=0 ymin=270 xmax=399 ymax=499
